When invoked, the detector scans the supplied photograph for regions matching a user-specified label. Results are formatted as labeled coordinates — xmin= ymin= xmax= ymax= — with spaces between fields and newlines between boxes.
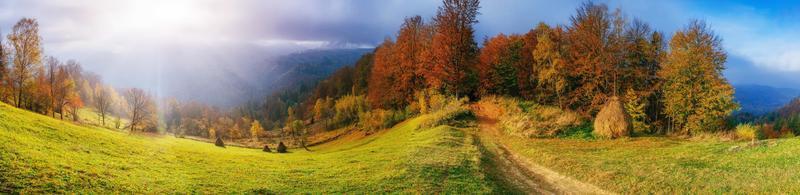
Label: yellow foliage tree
xmin=250 ymin=120 xmax=263 ymax=141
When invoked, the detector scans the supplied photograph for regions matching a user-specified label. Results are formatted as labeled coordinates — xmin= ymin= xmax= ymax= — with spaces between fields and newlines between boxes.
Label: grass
xmin=75 ymin=108 xmax=128 ymax=130
xmin=0 ymin=102 xmax=501 ymax=193
xmin=497 ymin=133 xmax=800 ymax=193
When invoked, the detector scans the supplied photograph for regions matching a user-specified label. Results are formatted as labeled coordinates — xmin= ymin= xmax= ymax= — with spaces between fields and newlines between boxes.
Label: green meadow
xmin=0 ymin=102 xmax=501 ymax=193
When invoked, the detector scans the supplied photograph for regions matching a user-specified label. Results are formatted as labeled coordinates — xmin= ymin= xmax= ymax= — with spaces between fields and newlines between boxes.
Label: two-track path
xmin=470 ymin=104 xmax=613 ymax=195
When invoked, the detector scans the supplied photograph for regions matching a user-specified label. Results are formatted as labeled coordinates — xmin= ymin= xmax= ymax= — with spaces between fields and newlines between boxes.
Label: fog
xmin=2 ymin=0 xmax=799 ymax=106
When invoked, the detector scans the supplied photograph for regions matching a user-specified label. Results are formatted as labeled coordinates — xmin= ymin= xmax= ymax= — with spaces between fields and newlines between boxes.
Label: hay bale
xmin=277 ymin=142 xmax=288 ymax=153
xmin=215 ymin=137 xmax=225 ymax=148
xmin=593 ymin=96 xmax=632 ymax=139
xmin=262 ymin=145 xmax=272 ymax=152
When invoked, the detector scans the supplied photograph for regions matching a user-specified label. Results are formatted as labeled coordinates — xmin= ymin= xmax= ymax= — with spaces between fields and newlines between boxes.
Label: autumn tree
xmin=476 ymin=33 xmax=524 ymax=96
xmin=287 ymin=120 xmax=309 ymax=151
xmin=367 ymin=39 xmax=401 ymax=108
xmin=533 ymin=23 xmax=570 ymax=107
xmin=8 ymin=18 xmax=43 ymax=108
xmin=250 ymin=120 xmax=263 ymax=141
xmin=52 ymin=66 xmax=76 ymax=120
xmin=395 ymin=16 xmax=434 ymax=105
xmin=94 ymin=84 xmax=112 ymax=126
xmin=125 ymin=88 xmax=156 ymax=132
xmin=429 ymin=0 xmax=480 ymax=97
xmin=0 ymin=34 xmax=9 ymax=103
xmin=659 ymin=20 xmax=738 ymax=134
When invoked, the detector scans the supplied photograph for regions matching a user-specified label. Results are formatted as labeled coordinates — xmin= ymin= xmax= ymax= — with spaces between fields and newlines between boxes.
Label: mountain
xmin=256 ymin=48 xmax=372 ymax=94
xmin=734 ymin=84 xmax=800 ymax=115
xmin=164 ymin=48 xmax=372 ymax=107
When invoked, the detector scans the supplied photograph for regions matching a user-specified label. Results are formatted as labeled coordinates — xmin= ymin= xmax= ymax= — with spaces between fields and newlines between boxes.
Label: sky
xmin=1 ymin=0 xmax=800 ymax=105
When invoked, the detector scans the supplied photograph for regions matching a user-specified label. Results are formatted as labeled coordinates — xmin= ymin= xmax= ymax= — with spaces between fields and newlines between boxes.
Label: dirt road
xmin=471 ymin=104 xmax=612 ymax=195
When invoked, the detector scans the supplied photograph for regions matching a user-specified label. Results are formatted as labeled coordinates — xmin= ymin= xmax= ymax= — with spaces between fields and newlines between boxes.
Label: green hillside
xmin=0 ymin=102 xmax=500 ymax=193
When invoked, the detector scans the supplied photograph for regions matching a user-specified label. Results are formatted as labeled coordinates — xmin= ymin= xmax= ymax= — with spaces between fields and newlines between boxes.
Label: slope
xmin=0 ymin=102 xmax=498 ymax=193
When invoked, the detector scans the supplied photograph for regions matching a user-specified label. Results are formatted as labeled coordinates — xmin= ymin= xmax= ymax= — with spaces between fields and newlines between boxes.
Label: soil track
xmin=471 ymin=104 xmax=612 ymax=195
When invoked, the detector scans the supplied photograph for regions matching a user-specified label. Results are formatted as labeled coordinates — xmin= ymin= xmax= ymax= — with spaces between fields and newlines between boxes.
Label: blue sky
xmin=1 ymin=0 xmax=799 ymax=101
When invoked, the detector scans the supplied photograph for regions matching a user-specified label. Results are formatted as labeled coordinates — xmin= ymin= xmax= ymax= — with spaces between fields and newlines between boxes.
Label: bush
xmin=331 ymin=95 xmax=369 ymax=128
xmin=358 ymin=109 xmax=408 ymax=133
xmin=419 ymin=96 xmax=472 ymax=129
xmin=735 ymin=123 xmax=762 ymax=141
xmin=479 ymin=96 xmax=583 ymax=138
xmin=593 ymin=96 xmax=632 ymax=139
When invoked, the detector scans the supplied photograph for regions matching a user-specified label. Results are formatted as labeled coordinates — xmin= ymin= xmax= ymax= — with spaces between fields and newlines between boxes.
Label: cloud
xmin=1 ymin=0 xmax=799 ymax=106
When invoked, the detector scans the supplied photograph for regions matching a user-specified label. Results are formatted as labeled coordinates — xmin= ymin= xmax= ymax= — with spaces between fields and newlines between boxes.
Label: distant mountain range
xmin=256 ymin=48 xmax=373 ymax=94
xmin=162 ymin=48 xmax=372 ymax=107
xmin=734 ymin=84 xmax=800 ymax=115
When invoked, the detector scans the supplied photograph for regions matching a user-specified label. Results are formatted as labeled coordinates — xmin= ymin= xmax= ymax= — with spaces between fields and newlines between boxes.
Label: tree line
xmin=306 ymin=0 xmax=737 ymax=135
xmin=0 ymin=18 xmax=158 ymax=132
xmin=4 ymin=0 xmax=739 ymax=140
xmin=187 ymin=0 xmax=737 ymax=138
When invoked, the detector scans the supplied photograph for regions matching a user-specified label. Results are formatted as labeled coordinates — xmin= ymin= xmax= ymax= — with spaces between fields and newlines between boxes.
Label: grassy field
xmin=497 ymin=133 xmax=800 ymax=193
xmin=0 ymin=102 xmax=502 ymax=193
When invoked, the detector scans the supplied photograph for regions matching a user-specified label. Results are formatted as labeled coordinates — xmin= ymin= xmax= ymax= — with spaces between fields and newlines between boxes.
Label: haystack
xmin=277 ymin=142 xmax=288 ymax=153
xmin=593 ymin=96 xmax=632 ymax=139
xmin=263 ymin=145 xmax=272 ymax=152
xmin=215 ymin=137 xmax=226 ymax=148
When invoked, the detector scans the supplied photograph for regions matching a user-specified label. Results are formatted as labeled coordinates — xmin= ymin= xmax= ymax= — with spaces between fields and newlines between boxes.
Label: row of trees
xmin=364 ymin=1 xmax=737 ymax=134
xmin=157 ymin=0 xmax=739 ymax=139
xmin=0 ymin=18 xmax=158 ymax=132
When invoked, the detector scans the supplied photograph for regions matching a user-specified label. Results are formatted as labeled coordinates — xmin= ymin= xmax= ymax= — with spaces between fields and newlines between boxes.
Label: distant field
xmin=0 ymin=103 xmax=501 ymax=193
xmin=498 ymin=134 xmax=800 ymax=193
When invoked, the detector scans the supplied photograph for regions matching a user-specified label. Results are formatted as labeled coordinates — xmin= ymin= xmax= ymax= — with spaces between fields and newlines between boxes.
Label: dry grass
xmin=593 ymin=97 xmax=631 ymax=139
xmin=477 ymin=96 xmax=583 ymax=138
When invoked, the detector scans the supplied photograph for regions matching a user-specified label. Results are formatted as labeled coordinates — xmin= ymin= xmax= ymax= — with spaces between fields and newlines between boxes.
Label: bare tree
xmin=0 ymin=31 xmax=9 ymax=103
xmin=94 ymin=84 xmax=112 ymax=126
xmin=124 ymin=88 xmax=152 ymax=132
xmin=7 ymin=18 xmax=43 ymax=108
xmin=45 ymin=56 xmax=60 ymax=117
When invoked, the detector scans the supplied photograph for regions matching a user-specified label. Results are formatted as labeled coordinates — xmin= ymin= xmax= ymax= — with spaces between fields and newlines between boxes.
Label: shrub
xmin=479 ymin=96 xmax=583 ymax=138
xmin=735 ymin=123 xmax=762 ymax=141
xmin=419 ymin=95 xmax=472 ymax=129
xmin=593 ymin=96 xmax=632 ymax=139
xmin=358 ymin=109 xmax=409 ymax=133
xmin=331 ymin=95 xmax=369 ymax=128
xmin=557 ymin=122 xmax=594 ymax=139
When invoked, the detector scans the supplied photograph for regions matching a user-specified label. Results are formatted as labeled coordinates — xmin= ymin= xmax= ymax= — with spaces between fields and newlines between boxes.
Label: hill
xmin=256 ymin=48 xmax=372 ymax=94
xmin=162 ymin=48 xmax=371 ymax=107
xmin=0 ymin=102 xmax=500 ymax=193
xmin=734 ymin=84 xmax=800 ymax=115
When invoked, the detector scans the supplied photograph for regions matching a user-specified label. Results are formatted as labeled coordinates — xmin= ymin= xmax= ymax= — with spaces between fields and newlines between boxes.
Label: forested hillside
xmin=734 ymin=84 xmax=800 ymax=115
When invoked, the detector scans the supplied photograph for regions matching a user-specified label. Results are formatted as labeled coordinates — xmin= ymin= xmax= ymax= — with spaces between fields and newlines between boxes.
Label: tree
xmin=52 ymin=66 xmax=76 ymax=120
xmin=367 ymin=39 xmax=401 ymax=108
xmin=124 ymin=88 xmax=156 ymax=132
xmin=287 ymin=120 xmax=309 ymax=151
xmin=8 ymin=18 xmax=43 ymax=108
xmin=533 ymin=23 xmax=569 ymax=107
xmin=313 ymin=98 xmax=327 ymax=123
xmin=429 ymin=0 xmax=481 ymax=97
xmin=659 ymin=20 xmax=738 ymax=134
xmin=564 ymin=2 xmax=618 ymax=114
xmin=250 ymin=120 xmax=263 ymax=141
xmin=477 ymin=33 xmax=523 ymax=96
xmin=0 ymin=34 xmax=9 ymax=103
xmin=394 ymin=16 xmax=434 ymax=106
xmin=94 ymin=84 xmax=112 ymax=126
